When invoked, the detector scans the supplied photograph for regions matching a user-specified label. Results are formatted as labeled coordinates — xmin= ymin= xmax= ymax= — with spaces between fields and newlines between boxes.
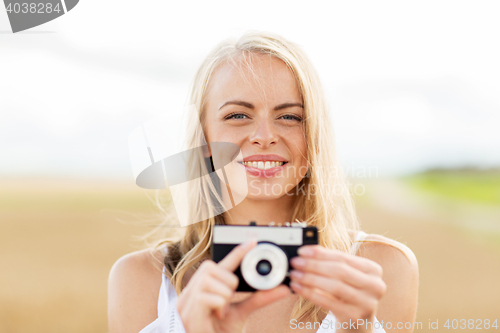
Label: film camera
xmin=211 ymin=221 xmax=318 ymax=292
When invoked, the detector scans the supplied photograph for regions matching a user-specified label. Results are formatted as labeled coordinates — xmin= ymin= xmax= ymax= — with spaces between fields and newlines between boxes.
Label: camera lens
xmin=256 ymin=259 xmax=272 ymax=275
xmin=241 ymin=243 xmax=288 ymax=290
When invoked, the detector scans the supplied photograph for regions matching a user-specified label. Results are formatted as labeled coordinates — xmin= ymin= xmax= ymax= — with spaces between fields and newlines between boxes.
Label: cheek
xmin=288 ymin=131 xmax=307 ymax=161
xmin=282 ymin=132 xmax=308 ymax=181
xmin=295 ymin=141 xmax=308 ymax=178
xmin=208 ymin=124 xmax=244 ymax=143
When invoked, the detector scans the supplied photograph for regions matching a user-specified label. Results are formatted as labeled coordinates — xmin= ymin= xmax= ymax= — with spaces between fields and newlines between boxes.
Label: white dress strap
xmin=350 ymin=230 xmax=368 ymax=256
xmin=156 ymin=267 xmax=168 ymax=317
xmin=138 ymin=266 xmax=186 ymax=333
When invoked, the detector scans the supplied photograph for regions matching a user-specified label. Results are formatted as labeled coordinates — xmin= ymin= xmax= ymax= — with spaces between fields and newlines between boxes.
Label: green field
xmin=403 ymin=168 xmax=500 ymax=205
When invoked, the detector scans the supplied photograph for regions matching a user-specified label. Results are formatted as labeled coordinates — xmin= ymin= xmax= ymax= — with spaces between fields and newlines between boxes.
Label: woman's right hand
xmin=176 ymin=240 xmax=291 ymax=333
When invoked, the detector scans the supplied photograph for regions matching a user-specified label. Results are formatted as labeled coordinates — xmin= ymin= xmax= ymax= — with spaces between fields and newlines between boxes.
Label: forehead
xmin=205 ymin=53 xmax=302 ymax=108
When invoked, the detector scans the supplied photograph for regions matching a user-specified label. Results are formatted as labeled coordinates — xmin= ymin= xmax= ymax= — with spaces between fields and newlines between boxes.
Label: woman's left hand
xmin=289 ymin=245 xmax=387 ymax=332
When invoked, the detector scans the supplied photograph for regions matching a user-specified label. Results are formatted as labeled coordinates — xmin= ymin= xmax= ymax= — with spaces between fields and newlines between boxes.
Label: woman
xmin=108 ymin=31 xmax=419 ymax=333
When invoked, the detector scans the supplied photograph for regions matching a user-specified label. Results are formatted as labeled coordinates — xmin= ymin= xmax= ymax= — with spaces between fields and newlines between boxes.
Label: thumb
xmin=233 ymin=285 xmax=290 ymax=318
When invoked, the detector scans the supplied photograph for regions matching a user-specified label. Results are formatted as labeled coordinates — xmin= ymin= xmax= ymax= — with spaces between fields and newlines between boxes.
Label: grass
xmin=403 ymin=168 xmax=500 ymax=205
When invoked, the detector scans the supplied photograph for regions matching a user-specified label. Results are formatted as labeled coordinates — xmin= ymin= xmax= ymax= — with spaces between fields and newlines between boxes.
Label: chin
xmin=245 ymin=192 xmax=291 ymax=201
xmin=245 ymin=180 xmax=299 ymax=200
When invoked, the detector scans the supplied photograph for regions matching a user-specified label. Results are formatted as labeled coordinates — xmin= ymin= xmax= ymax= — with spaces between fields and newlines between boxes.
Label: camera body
xmin=211 ymin=221 xmax=318 ymax=292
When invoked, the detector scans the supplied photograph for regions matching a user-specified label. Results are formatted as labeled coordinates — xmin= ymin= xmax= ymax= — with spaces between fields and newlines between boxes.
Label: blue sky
xmin=1 ymin=0 xmax=499 ymax=180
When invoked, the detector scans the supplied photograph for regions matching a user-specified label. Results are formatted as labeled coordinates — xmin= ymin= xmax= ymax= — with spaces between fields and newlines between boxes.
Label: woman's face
xmin=204 ymin=53 xmax=308 ymax=200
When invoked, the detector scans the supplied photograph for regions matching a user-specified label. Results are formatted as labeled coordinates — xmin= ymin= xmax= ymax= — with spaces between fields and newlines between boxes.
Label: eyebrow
xmin=218 ymin=100 xmax=304 ymax=111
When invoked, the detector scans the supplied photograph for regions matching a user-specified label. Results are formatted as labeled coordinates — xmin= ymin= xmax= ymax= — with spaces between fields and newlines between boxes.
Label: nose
xmin=249 ymin=117 xmax=277 ymax=149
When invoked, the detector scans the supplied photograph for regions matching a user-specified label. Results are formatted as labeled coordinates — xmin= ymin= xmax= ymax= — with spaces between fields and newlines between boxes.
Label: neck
xmin=222 ymin=187 xmax=297 ymax=226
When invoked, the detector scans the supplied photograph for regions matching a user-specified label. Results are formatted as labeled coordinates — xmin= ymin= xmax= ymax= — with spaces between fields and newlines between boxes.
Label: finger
xmin=290 ymin=258 xmax=376 ymax=290
xmin=204 ymin=263 xmax=239 ymax=290
xmin=234 ymin=285 xmax=290 ymax=318
xmin=291 ymin=267 xmax=386 ymax=299
xmin=203 ymin=277 xmax=234 ymax=300
xmin=218 ymin=239 xmax=257 ymax=272
xmin=197 ymin=260 xmax=240 ymax=290
xmin=298 ymin=245 xmax=383 ymax=276
xmin=290 ymin=270 xmax=371 ymax=304
xmin=198 ymin=292 xmax=227 ymax=314
xmin=214 ymin=304 xmax=229 ymax=320
xmin=290 ymin=282 xmax=370 ymax=321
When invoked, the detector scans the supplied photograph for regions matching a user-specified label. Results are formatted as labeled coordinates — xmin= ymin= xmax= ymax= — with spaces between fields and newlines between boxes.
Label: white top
xmin=139 ymin=230 xmax=387 ymax=333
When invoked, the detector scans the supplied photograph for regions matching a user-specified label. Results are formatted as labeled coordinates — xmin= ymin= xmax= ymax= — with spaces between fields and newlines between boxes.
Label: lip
xmin=238 ymin=156 xmax=288 ymax=178
xmin=240 ymin=154 xmax=288 ymax=163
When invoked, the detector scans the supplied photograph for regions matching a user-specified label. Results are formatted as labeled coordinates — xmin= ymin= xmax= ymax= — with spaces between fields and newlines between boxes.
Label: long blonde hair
xmin=150 ymin=30 xmax=359 ymax=322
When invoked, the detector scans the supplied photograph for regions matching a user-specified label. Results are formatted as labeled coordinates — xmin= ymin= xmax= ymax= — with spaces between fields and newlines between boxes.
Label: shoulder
xmin=356 ymin=232 xmax=419 ymax=328
xmin=107 ymin=247 xmax=167 ymax=333
xmin=359 ymin=233 xmax=418 ymax=270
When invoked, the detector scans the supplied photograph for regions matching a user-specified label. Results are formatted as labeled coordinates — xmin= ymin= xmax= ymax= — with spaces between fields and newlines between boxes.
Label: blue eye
xmin=280 ymin=114 xmax=302 ymax=121
xmin=226 ymin=113 xmax=248 ymax=120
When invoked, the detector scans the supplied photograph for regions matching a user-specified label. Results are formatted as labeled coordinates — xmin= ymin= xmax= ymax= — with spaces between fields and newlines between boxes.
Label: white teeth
xmin=242 ymin=161 xmax=285 ymax=170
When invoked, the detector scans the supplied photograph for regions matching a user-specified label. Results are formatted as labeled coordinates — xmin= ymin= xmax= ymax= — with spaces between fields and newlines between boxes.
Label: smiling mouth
xmin=237 ymin=161 xmax=287 ymax=170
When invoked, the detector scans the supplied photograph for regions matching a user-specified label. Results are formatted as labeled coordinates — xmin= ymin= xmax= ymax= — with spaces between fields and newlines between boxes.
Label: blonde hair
xmin=150 ymin=30 xmax=360 ymax=322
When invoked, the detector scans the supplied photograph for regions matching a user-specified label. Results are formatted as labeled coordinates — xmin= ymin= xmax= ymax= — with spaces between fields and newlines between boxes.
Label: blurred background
xmin=1 ymin=0 xmax=499 ymax=332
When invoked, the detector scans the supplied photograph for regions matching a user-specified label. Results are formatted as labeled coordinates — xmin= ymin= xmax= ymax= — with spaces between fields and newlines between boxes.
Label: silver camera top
xmin=212 ymin=222 xmax=307 ymax=246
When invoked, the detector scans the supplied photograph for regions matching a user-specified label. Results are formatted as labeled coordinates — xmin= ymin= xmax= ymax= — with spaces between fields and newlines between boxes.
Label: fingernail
xmin=291 ymin=257 xmax=306 ymax=267
xmin=298 ymin=247 xmax=313 ymax=256
xmin=290 ymin=270 xmax=304 ymax=279
xmin=290 ymin=281 xmax=303 ymax=290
